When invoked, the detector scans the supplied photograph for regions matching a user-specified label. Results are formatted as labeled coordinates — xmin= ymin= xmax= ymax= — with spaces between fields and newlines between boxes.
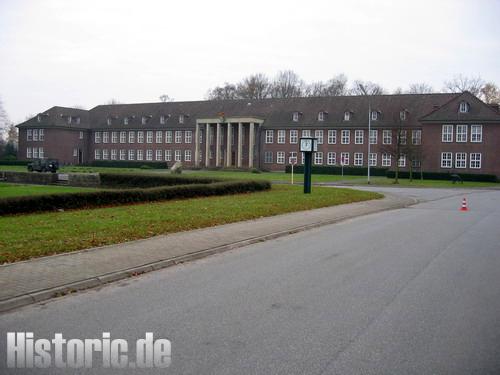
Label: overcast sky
xmin=1 ymin=0 xmax=499 ymax=123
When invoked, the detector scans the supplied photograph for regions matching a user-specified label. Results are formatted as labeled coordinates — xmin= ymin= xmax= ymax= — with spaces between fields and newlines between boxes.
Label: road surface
xmin=1 ymin=187 xmax=499 ymax=374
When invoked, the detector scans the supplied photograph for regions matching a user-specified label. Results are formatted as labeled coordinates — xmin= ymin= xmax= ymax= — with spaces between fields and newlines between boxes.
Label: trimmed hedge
xmin=285 ymin=165 xmax=388 ymax=176
xmin=0 ymin=160 xmax=29 ymax=166
xmin=0 ymin=180 xmax=271 ymax=215
xmin=99 ymin=173 xmax=223 ymax=188
xmin=88 ymin=161 xmax=169 ymax=169
xmin=386 ymin=170 xmax=497 ymax=182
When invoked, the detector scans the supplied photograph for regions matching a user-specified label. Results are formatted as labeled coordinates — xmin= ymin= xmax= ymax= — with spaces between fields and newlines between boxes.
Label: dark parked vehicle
xmin=27 ymin=159 xmax=59 ymax=173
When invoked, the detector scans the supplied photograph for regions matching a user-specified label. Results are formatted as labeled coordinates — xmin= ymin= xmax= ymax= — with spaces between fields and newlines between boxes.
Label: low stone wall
xmin=0 ymin=171 xmax=100 ymax=187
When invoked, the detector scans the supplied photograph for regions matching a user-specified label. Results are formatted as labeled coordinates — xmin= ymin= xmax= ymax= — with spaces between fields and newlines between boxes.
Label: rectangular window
xmin=315 ymin=130 xmax=324 ymax=145
xmin=137 ymin=131 xmax=144 ymax=143
xmin=128 ymin=131 xmax=135 ymax=144
xmin=175 ymin=131 xmax=182 ymax=143
xmin=302 ymin=129 xmax=311 ymax=138
xmin=265 ymin=130 xmax=274 ymax=144
xmin=27 ymin=129 xmax=33 ymax=141
xmin=293 ymin=112 xmax=299 ymax=122
xmin=398 ymin=130 xmax=407 ymax=145
xmin=94 ymin=149 xmax=101 ymax=160
xmin=290 ymin=130 xmax=298 ymax=144
xmin=327 ymin=152 xmax=336 ymax=165
xmin=314 ymin=152 xmax=323 ymax=165
xmin=33 ymin=147 xmax=38 ymax=158
xmin=328 ymin=130 xmax=337 ymax=144
xmin=277 ymin=151 xmax=285 ymax=164
xmin=73 ymin=148 xmax=78 ymax=157
xmin=354 ymin=130 xmax=364 ymax=144
xmin=442 ymin=124 xmax=453 ymax=142
xmin=412 ymin=130 xmax=422 ymax=145
xmin=470 ymin=125 xmax=482 ymax=142
xmin=107 ymin=118 xmax=112 ymax=126
xmin=174 ymin=150 xmax=181 ymax=162
xmin=39 ymin=129 xmax=44 ymax=141
xmin=165 ymin=131 xmax=172 ymax=143
xmin=137 ymin=149 xmax=143 ymax=161
xmin=160 ymin=115 xmax=165 ymax=125
xmin=165 ymin=150 xmax=172 ymax=161
xmin=111 ymin=149 xmax=117 ymax=160
xmin=277 ymin=130 xmax=286 ymax=144
xmin=119 ymin=149 xmax=126 ymax=160
xmin=340 ymin=152 xmax=349 ymax=166
xmin=455 ymin=152 xmax=466 ymax=168
xmin=146 ymin=131 xmax=153 ymax=143
xmin=354 ymin=152 xmax=363 ymax=166
xmin=369 ymin=153 xmax=377 ymax=166
xmin=26 ymin=147 xmax=32 ymax=158
xmin=141 ymin=116 xmax=147 ymax=125
xmin=94 ymin=132 xmax=101 ymax=144
xmin=102 ymin=132 xmax=109 ymax=144
xmin=264 ymin=151 xmax=273 ymax=164
xmin=369 ymin=129 xmax=377 ymax=145
xmin=470 ymin=153 xmax=481 ymax=169
xmin=398 ymin=155 xmax=406 ymax=167
xmin=382 ymin=153 xmax=391 ymax=167
xmin=156 ymin=131 xmax=163 ymax=144
xmin=341 ymin=130 xmax=350 ymax=144
xmin=383 ymin=130 xmax=392 ymax=144
xmin=156 ymin=149 xmax=162 ymax=161
xmin=184 ymin=150 xmax=192 ymax=162
xmin=38 ymin=147 xmax=44 ymax=158
xmin=179 ymin=115 xmax=184 ymax=124
xmin=102 ymin=149 xmax=109 ymax=160
xmin=441 ymin=152 xmax=452 ymax=168
xmin=146 ymin=149 xmax=153 ymax=161
xmin=119 ymin=131 xmax=126 ymax=143
xmin=128 ymin=149 xmax=135 ymax=161
xmin=184 ymin=131 xmax=192 ymax=144
xmin=33 ymin=129 xmax=39 ymax=141
xmin=79 ymin=131 xmax=84 ymax=139
xmin=112 ymin=132 xmax=118 ymax=143
xmin=412 ymin=160 xmax=421 ymax=168
xmin=123 ymin=117 xmax=128 ymax=125
xmin=456 ymin=125 xmax=467 ymax=142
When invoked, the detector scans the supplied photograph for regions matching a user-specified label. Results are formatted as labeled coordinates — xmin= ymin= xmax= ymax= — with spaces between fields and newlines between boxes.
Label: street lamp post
xmin=368 ymin=100 xmax=371 ymax=184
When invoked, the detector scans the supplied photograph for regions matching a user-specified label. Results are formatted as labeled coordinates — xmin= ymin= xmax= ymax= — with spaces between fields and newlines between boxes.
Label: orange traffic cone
xmin=460 ymin=197 xmax=468 ymax=211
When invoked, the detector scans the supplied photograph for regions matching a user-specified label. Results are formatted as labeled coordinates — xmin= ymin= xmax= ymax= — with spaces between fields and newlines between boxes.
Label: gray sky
xmin=1 ymin=0 xmax=499 ymax=123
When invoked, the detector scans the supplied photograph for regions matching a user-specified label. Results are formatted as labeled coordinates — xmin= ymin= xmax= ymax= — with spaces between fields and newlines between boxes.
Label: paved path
xmin=0 ymin=192 xmax=413 ymax=312
xmin=1 ymin=188 xmax=498 ymax=374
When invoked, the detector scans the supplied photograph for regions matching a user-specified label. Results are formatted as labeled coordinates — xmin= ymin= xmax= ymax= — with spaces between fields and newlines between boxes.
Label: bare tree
xmin=159 ymin=94 xmax=174 ymax=102
xmin=236 ymin=73 xmax=270 ymax=99
xmin=480 ymin=82 xmax=500 ymax=104
xmin=350 ymin=80 xmax=386 ymax=95
xmin=0 ymin=96 xmax=11 ymax=141
xmin=443 ymin=74 xmax=484 ymax=96
xmin=306 ymin=74 xmax=348 ymax=97
xmin=269 ymin=70 xmax=305 ymax=98
xmin=380 ymin=115 xmax=407 ymax=184
xmin=407 ymin=83 xmax=434 ymax=94
xmin=206 ymin=83 xmax=238 ymax=100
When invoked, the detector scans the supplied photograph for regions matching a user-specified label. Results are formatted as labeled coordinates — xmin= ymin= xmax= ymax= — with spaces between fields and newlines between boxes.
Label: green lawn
xmin=0 ymin=182 xmax=99 ymax=198
xmin=0 ymin=185 xmax=382 ymax=263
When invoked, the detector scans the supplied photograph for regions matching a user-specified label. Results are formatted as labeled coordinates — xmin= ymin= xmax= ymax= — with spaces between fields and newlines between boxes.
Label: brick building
xmin=16 ymin=92 xmax=500 ymax=177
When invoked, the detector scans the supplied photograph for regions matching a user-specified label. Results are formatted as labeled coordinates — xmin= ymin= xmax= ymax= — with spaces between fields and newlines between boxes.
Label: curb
xmin=0 ymin=196 xmax=416 ymax=314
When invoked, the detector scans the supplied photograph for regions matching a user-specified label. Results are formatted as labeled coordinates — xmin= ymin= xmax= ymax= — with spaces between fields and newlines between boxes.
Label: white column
xmin=226 ymin=123 xmax=232 ymax=167
xmin=195 ymin=123 xmax=200 ymax=167
xmin=216 ymin=122 xmax=221 ymax=167
xmin=237 ymin=122 xmax=243 ymax=168
xmin=205 ymin=123 xmax=210 ymax=167
xmin=249 ymin=122 xmax=255 ymax=168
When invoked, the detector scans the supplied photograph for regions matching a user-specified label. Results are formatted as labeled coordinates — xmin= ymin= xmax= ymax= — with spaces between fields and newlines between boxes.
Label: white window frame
xmin=156 ymin=149 xmax=163 ymax=161
xmin=165 ymin=150 xmax=172 ymax=162
xmin=369 ymin=129 xmax=377 ymax=145
xmin=27 ymin=129 xmax=33 ymax=141
xmin=456 ymin=125 xmax=467 ymax=143
xmin=137 ymin=131 xmax=144 ymax=143
xmin=290 ymin=130 xmax=298 ymax=144
xmin=79 ymin=131 xmax=84 ymax=139
xmin=412 ymin=129 xmax=422 ymax=145
xmin=369 ymin=153 xmax=377 ymax=167
xmin=119 ymin=149 xmax=126 ymax=160
xmin=175 ymin=131 xmax=182 ymax=144
xmin=128 ymin=131 xmax=135 ymax=144
xmin=382 ymin=153 xmax=391 ymax=167
xmin=94 ymin=131 xmax=101 ymax=144
xmin=277 ymin=151 xmax=285 ymax=164
xmin=265 ymin=130 xmax=274 ymax=144
xmin=398 ymin=130 xmax=407 ymax=145
xmin=314 ymin=152 xmax=323 ymax=165
xmin=328 ymin=130 xmax=336 ymax=144
xmin=94 ymin=149 xmax=101 ymax=160
xmin=315 ymin=130 xmax=324 ymax=144
xmin=184 ymin=150 xmax=192 ymax=162
xmin=441 ymin=152 xmax=452 ymax=168
xmin=185 ymin=131 xmax=192 ymax=144
xmin=112 ymin=132 xmax=118 ymax=143
xmin=459 ymin=101 xmax=469 ymax=113
xmin=354 ymin=152 xmax=363 ymax=166
xmin=39 ymin=129 xmax=44 ymax=141
xmin=302 ymin=129 xmax=311 ymax=138
xmin=264 ymin=151 xmax=273 ymax=164
xmin=341 ymin=130 xmax=350 ymax=144
xmin=146 ymin=131 xmax=153 ymax=144
xmin=318 ymin=111 xmax=325 ymax=121
xmin=470 ymin=125 xmax=482 ymax=142
xmin=455 ymin=152 xmax=466 ymax=169
xmin=292 ymin=112 xmax=299 ymax=122
xmin=119 ymin=131 xmax=126 ymax=144
xmin=442 ymin=125 xmax=453 ymax=142
xmin=178 ymin=115 xmax=184 ymax=124
xmin=383 ymin=130 xmax=392 ymax=145
xmin=327 ymin=152 xmax=336 ymax=165
xmin=102 ymin=131 xmax=109 ymax=144
xmin=160 ymin=115 xmax=165 ymax=125
xmin=371 ymin=111 xmax=378 ymax=121
xmin=340 ymin=152 xmax=349 ymax=166
xmin=111 ymin=149 xmax=117 ymax=160
xmin=146 ymin=149 xmax=153 ymax=161
xmin=354 ymin=130 xmax=364 ymax=145
xmin=277 ymin=130 xmax=286 ymax=144
xmin=398 ymin=154 xmax=406 ymax=167
xmin=123 ymin=117 xmax=129 ymax=125
xmin=156 ymin=131 xmax=163 ymax=144
xmin=165 ymin=131 xmax=172 ymax=144
xmin=33 ymin=129 xmax=39 ymax=141
xmin=470 ymin=153 xmax=481 ymax=169
xmin=102 ymin=149 xmax=109 ymax=160
xmin=344 ymin=111 xmax=351 ymax=121
xmin=26 ymin=147 xmax=32 ymax=158
xmin=137 ymin=149 xmax=144 ymax=161
xmin=39 ymin=147 xmax=45 ymax=158
xmin=128 ymin=149 xmax=135 ymax=161
xmin=174 ymin=150 xmax=181 ymax=162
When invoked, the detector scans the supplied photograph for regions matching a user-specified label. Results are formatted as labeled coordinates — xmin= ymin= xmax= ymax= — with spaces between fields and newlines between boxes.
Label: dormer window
xmin=179 ymin=114 xmax=184 ymax=124
xmin=400 ymin=110 xmax=407 ymax=121
xmin=75 ymin=116 xmax=80 ymax=125
xmin=318 ymin=111 xmax=327 ymax=121
xmin=344 ymin=111 xmax=351 ymax=121
xmin=459 ymin=101 xmax=470 ymax=113
xmin=67 ymin=116 xmax=72 ymax=124
xmin=37 ymin=115 xmax=42 ymax=123
xmin=141 ymin=116 xmax=147 ymax=125
xmin=123 ymin=117 xmax=129 ymax=125
xmin=292 ymin=112 xmax=299 ymax=122
xmin=371 ymin=111 xmax=379 ymax=121
xmin=160 ymin=115 xmax=165 ymax=124
xmin=107 ymin=117 xmax=112 ymax=126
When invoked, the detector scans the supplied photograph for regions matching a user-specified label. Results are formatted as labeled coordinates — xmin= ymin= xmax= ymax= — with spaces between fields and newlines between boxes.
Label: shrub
xmin=0 ymin=180 xmax=271 ymax=215
xmin=87 ymin=161 xmax=168 ymax=169
xmin=285 ymin=165 xmax=388 ymax=176
xmin=99 ymin=173 xmax=222 ymax=188
xmin=0 ymin=160 xmax=29 ymax=166
xmin=386 ymin=170 xmax=497 ymax=182
xmin=251 ymin=168 xmax=262 ymax=174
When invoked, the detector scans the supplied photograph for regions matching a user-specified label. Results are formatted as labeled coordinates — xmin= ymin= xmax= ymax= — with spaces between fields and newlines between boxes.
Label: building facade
xmin=16 ymin=92 xmax=500 ymax=177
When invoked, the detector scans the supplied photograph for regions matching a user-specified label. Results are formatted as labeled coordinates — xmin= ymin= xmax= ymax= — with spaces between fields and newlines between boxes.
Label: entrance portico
xmin=195 ymin=117 xmax=263 ymax=169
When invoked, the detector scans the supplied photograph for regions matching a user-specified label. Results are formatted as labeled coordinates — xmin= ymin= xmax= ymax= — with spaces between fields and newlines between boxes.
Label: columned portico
xmin=197 ymin=117 xmax=263 ymax=169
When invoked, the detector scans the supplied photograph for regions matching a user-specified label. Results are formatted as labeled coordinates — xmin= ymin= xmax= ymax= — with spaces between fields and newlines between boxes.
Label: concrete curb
xmin=0 ymin=195 xmax=416 ymax=313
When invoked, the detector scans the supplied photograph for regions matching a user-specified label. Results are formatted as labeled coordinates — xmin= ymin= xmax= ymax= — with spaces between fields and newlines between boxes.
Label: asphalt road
xmin=1 ymin=188 xmax=500 ymax=374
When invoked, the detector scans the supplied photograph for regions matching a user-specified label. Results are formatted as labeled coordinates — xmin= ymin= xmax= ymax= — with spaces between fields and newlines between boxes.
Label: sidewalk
xmin=0 ymin=193 xmax=415 ymax=313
